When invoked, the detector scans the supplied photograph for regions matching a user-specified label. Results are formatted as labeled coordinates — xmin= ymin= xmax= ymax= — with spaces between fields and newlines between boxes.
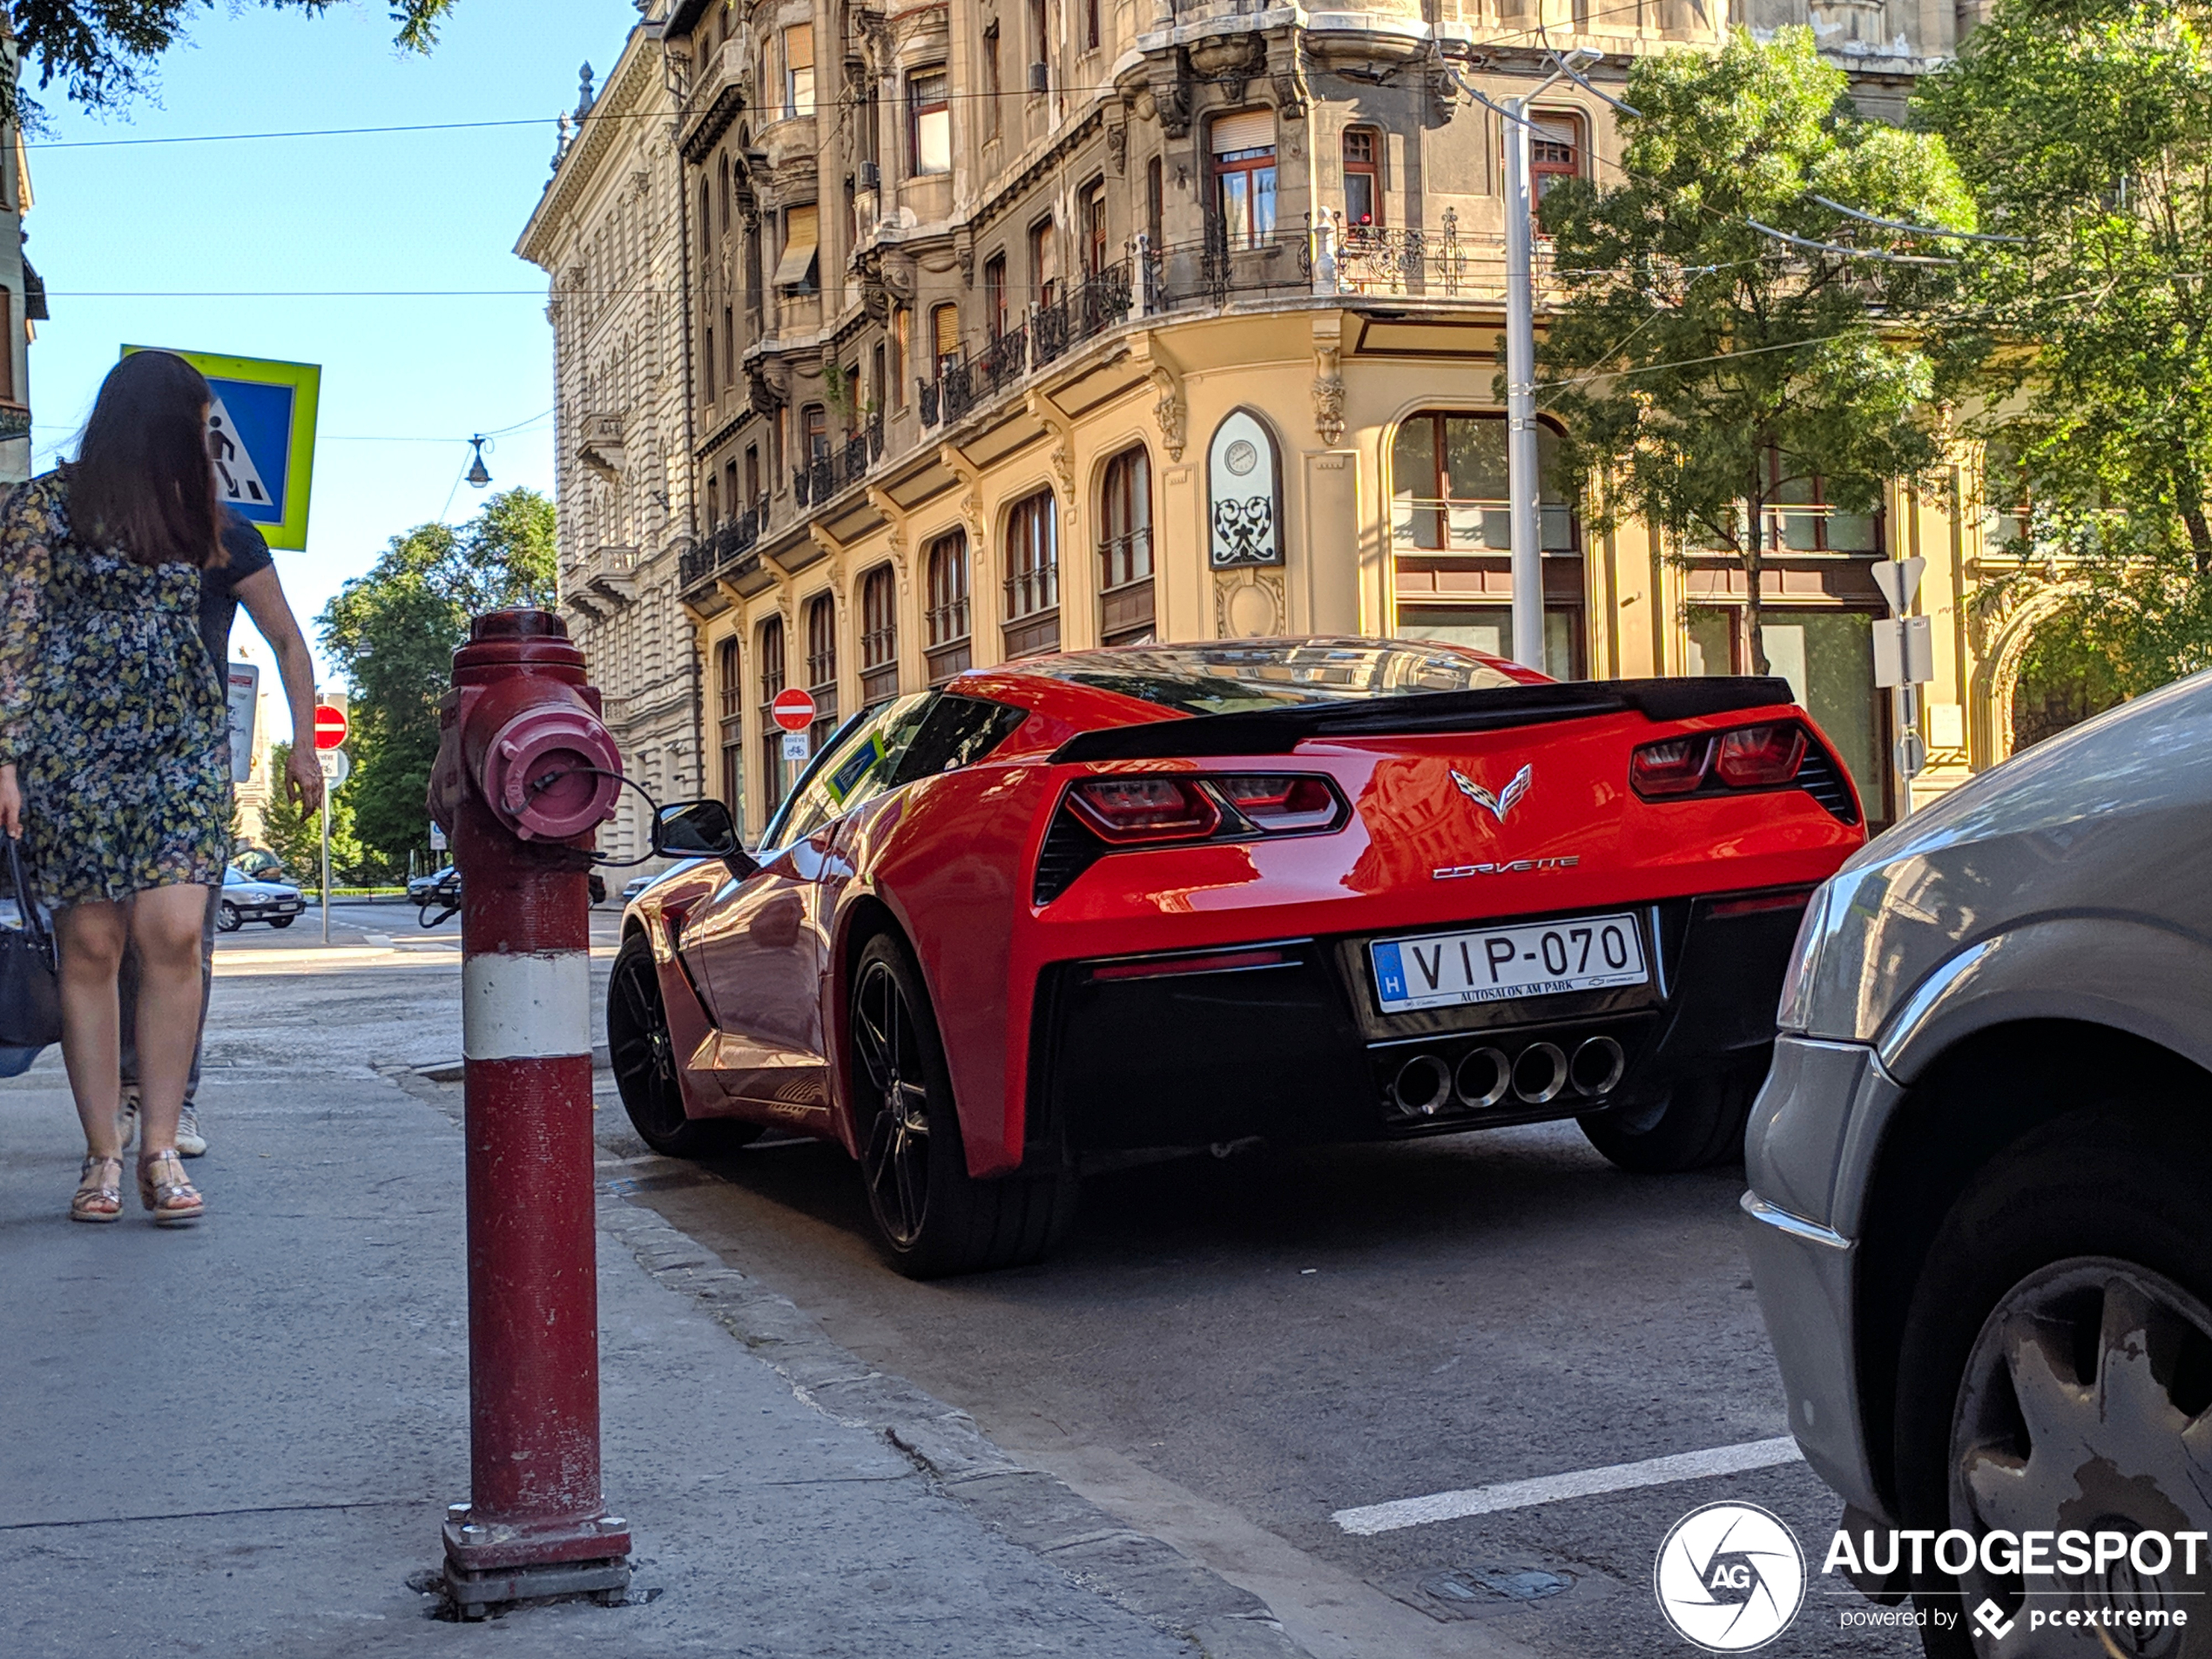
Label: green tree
xmin=1917 ymin=0 xmax=2212 ymax=694
xmin=1535 ymin=27 xmax=1973 ymax=671
xmin=319 ymin=489 xmax=556 ymax=872
xmin=257 ymin=740 xmax=365 ymax=884
xmin=5 ymin=3 xmax=460 ymax=125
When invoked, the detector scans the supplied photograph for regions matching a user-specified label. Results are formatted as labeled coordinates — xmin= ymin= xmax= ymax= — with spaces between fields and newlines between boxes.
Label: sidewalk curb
xmin=593 ymin=1196 xmax=1311 ymax=1659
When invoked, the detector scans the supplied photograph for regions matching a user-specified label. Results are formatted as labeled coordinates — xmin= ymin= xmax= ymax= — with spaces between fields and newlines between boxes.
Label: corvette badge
xmin=1450 ymin=763 xmax=1533 ymax=826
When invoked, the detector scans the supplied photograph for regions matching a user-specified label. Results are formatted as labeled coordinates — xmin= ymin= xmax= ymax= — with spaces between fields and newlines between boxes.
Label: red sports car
xmin=610 ymin=638 xmax=1865 ymax=1275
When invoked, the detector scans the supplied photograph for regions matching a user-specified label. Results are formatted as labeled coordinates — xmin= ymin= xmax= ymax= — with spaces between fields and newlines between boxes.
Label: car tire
xmin=1892 ymin=1104 xmax=2212 ymax=1656
xmin=269 ymin=915 xmax=293 ymax=929
xmin=849 ymin=933 xmax=1074 ymax=1279
xmin=607 ymin=932 xmax=762 ymax=1160
xmin=1576 ymin=1069 xmax=1755 ymax=1173
xmin=216 ymin=901 xmax=241 ymax=934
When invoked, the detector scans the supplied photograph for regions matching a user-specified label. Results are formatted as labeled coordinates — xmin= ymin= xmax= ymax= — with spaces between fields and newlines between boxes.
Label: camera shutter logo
xmin=1654 ymin=1501 xmax=1806 ymax=1652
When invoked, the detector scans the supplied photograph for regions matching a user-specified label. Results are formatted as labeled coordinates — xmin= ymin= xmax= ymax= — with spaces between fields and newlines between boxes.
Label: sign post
xmin=771 ymin=688 xmax=816 ymax=774
xmin=314 ymin=700 xmax=348 ymax=942
xmin=1871 ymin=557 xmax=1932 ymax=820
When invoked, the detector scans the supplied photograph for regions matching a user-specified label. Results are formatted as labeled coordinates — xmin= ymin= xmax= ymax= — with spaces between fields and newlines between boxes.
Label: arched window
xmin=925 ymin=529 xmax=971 ymax=683
xmin=1098 ymin=448 xmax=1154 ymax=645
xmin=1003 ymin=489 xmax=1060 ymax=658
xmin=1530 ymin=111 xmax=1586 ymax=212
xmin=715 ymin=637 xmax=743 ymax=814
xmin=806 ymin=592 xmax=839 ymax=747
xmin=1342 ymin=127 xmax=1381 ymax=229
xmin=860 ymin=564 xmax=898 ymax=705
xmin=757 ymin=616 xmax=789 ymax=816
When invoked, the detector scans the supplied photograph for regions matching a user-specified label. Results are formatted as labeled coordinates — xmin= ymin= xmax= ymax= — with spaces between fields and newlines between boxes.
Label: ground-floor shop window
xmin=1396 ymin=602 xmax=1582 ymax=682
xmin=1689 ymin=604 xmax=1888 ymax=822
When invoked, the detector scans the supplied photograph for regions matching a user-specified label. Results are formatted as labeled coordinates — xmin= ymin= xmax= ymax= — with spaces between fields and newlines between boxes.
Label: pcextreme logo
xmin=1655 ymin=1502 xmax=1808 ymax=1652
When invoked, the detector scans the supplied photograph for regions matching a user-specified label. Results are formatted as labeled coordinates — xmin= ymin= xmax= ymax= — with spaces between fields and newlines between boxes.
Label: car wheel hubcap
xmin=1948 ymin=1258 xmax=2212 ymax=1655
xmin=854 ymin=961 xmax=929 ymax=1249
xmin=609 ymin=952 xmax=682 ymax=1137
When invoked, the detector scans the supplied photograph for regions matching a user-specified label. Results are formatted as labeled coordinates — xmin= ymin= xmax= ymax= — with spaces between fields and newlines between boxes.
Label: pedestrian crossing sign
xmin=121 ymin=347 xmax=321 ymax=550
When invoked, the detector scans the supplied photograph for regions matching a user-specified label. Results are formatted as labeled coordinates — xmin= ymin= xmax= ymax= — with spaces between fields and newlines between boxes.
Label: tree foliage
xmin=1535 ymin=27 xmax=1971 ymax=671
xmin=318 ymin=489 xmax=555 ymax=874
xmin=1916 ymin=0 xmax=2212 ymax=693
xmin=255 ymin=740 xmax=368 ymax=884
xmin=3 ymin=2 xmax=461 ymax=125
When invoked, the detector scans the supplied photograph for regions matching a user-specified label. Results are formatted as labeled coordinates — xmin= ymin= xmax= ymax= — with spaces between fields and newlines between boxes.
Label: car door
xmin=679 ymin=695 xmax=936 ymax=1122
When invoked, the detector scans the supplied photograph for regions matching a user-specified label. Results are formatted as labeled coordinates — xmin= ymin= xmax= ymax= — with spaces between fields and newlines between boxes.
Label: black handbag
xmin=0 ymin=837 xmax=62 ymax=1049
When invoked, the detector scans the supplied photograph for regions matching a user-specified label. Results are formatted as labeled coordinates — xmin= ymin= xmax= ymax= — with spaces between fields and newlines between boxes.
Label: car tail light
xmin=1068 ymin=778 xmax=1220 ymax=843
xmin=1214 ymin=774 xmax=1339 ymax=832
xmin=1629 ymin=737 xmax=1711 ymax=797
xmin=1714 ymin=724 xmax=1807 ymax=787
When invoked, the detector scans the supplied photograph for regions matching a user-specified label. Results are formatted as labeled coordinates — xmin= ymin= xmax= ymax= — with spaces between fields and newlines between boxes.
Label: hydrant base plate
xmin=442 ymin=1555 xmax=631 ymax=1617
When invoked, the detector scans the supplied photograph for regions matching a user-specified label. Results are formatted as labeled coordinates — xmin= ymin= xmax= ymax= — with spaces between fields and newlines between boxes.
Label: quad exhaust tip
xmin=1393 ymin=1034 xmax=1626 ymax=1118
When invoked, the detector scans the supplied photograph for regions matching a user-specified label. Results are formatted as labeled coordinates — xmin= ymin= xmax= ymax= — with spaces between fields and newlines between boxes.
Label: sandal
xmin=71 ymin=1155 xmax=125 ymax=1224
xmin=138 ymin=1150 xmax=205 ymax=1226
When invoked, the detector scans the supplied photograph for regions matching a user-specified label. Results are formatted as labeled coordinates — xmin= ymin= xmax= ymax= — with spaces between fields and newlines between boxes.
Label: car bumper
xmin=1742 ymin=1035 xmax=1905 ymax=1521
xmin=233 ymin=900 xmax=304 ymax=920
xmin=1030 ymin=887 xmax=1812 ymax=1154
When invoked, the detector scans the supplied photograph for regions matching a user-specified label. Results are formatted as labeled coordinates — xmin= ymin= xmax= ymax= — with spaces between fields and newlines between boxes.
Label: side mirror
xmin=651 ymin=799 xmax=755 ymax=878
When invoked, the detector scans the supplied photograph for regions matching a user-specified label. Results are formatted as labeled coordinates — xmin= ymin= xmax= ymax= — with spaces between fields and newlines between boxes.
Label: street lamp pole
xmin=1502 ymin=94 xmax=1545 ymax=673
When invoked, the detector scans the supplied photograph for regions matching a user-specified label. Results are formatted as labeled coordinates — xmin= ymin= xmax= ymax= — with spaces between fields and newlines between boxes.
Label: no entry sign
xmin=771 ymin=687 xmax=816 ymax=733
xmin=313 ymin=704 xmax=349 ymax=751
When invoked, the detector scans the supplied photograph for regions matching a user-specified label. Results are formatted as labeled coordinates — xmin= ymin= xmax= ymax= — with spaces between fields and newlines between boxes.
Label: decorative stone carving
xmin=1207 ymin=408 xmax=1284 ymax=568
xmin=1273 ymin=67 xmax=1306 ymax=123
xmin=1150 ymin=367 xmax=1187 ymax=462
xmin=1105 ymin=119 xmax=1128 ymax=177
xmin=1312 ymin=347 xmax=1345 ymax=448
xmin=1215 ymin=570 xmax=1286 ymax=637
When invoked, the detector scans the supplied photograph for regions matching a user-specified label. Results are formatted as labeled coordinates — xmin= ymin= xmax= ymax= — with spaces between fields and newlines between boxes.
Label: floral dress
xmin=0 ymin=470 xmax=233 ymax=906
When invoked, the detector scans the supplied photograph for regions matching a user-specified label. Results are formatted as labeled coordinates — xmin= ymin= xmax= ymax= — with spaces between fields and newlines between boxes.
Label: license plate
xmin=1369 ymin=913 xmax=1648 ymax=1013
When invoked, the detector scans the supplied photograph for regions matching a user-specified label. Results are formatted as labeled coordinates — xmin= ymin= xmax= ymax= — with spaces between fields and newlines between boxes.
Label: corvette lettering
xmin=1433 ymin=855 xmax=1581 ymax=880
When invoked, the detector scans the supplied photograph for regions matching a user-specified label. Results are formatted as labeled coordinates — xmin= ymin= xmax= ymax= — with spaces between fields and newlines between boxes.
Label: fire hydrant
xmin=427 ymin=609 xmax=629 ymax=1616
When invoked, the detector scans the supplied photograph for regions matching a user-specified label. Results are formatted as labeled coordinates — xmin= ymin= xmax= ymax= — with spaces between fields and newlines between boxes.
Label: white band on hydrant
xmin=462 ymin=952 xmax=594 ymax=1062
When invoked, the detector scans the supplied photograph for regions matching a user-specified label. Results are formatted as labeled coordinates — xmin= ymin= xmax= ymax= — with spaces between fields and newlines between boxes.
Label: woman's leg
xmin=55 ymin=900 xmax=129 ymax=1158
xmin=126 ymin=884 xmax=212 ymax=1159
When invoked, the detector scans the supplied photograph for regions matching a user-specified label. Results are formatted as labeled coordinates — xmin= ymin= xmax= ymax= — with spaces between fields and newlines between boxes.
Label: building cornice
xmin=517 ymin=30 xmax=668 ymax=269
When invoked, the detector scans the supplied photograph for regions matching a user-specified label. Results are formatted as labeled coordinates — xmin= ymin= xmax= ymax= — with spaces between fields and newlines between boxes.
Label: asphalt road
xmin=206 ymin=915 xmax=1916 ymax=1658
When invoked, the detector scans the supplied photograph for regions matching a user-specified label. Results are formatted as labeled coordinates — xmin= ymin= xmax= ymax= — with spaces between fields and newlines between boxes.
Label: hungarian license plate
xmin=1369 ymin=913 xmax=1648 ymax=1014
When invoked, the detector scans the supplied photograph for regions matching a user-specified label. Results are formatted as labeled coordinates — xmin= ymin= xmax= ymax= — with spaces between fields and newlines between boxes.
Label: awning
xmin=772 ymin=205 xmax=819 ymax=288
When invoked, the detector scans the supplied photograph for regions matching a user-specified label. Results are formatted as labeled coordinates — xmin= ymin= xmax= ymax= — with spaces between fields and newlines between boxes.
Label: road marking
xmin=1331 ymin=1436 xmax=1804 ymax=1536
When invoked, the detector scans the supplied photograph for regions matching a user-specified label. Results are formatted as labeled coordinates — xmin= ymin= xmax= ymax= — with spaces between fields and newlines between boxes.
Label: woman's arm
xmin=0 ymin=486 xmax=52 ymax=838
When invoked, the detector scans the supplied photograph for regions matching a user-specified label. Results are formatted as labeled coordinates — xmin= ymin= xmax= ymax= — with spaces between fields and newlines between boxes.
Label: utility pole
xmin=1502 ymin=92 xmax=1544 ymax=673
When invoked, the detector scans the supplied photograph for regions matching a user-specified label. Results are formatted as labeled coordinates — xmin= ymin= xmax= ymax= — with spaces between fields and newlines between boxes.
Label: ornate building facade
xmin=536 ymin=0 xmax=2030 ymax=846
xmin=519 ymin=20 xmax=703 ymax=862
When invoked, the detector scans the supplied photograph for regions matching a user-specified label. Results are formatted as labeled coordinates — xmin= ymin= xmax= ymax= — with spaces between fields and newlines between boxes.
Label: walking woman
xmin=0 ymin=350 xmax=235 ymax=1224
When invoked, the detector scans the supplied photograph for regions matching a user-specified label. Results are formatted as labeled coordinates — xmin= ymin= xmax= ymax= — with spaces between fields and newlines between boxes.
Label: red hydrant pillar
xmin=427 ymin=609 xmax=630 ymax=1617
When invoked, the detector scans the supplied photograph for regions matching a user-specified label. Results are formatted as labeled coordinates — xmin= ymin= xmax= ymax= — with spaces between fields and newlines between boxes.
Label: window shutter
xmin=934 ymin=304 xmax=961 ymax=361
xmin=786 ymin=24 xmax=814 ymax=69
xmin=1211 ymin=109 xmax=1276 ymax=154
xmin=772 ymin=205 xmax=819 ymax=287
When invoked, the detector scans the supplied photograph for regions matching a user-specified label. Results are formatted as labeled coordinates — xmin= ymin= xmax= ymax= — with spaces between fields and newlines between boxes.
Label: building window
xmin=983 ymin=26 xmax=1001 ymax=138
xmin=698 ymin=179 xmax=711 ymax=252
xmin=706 ymin=474 xmax=721 ymax=527
xmin=805 ymin=592 xmax=840 ymax=747
xmin=704 ymin=319 xmax=717 ymax=401
xmin=891 ymin=307 xmax=911 ymax=407
xmin=860 ymin=564 xmax=899 ymax=704
xmin=1082 ymin=184 xmax=1108 ymax=276
xmin=1211 ymin=111 xmax=1278 ymax=250
xmin=772 ymin=203 xmax=819 ymax=291
xmin=1390 ymin=410 xmax=1583 ymax=679
xmin=718 ymin=154 xmax=732 ymax=238
xmin=909 ymin=70 xmax=949 ymax=176
xmin=716 ymin=637 xmax=744 ymax=815
xmin=1027 ymin=0 xmax=1049 ymax=88
xmin=1147 ymin=156 xmax=1163 ymax=248
xmin=931 ymin=303 xmax=961 ymax=374
xmin=1531 ymin=111 xmax=1585 ymax=209
xmin=745 ymin=445 xmax=760 ymax=505
xmin=985 ymin=253 xmax=1009 ymax=338
xmin=803 ymin=403 xmax=829 ymax=462
xmin=722 ymin=304 xmax=735 ymax=385
xmin=782 ymin=24 xmax=816 ymax=119
xmin=1343 ymin=127 xmax=1381 ymax=228
xmin=1770 ymin=457 xmax=1883 ymax=555
xmin=1689 ymin=606 xmax=1888 ymax=824
xmin=1098 ymin=447 xmax=1155 ymax=645
xmin=758 ymin=617 xmax=789 ymax=816
xmin=1085 ymin=0 xmax=1101 ymax=51
xmin=724 ymin=460 xmax=738 ymax=523
xmin=1029 ymin=219 xmax=1059 ymax=308
xmin=1003 ymin=489 xmax=1060 ymax=658
xmin=925 ymin=529 xmax=972 ymax=683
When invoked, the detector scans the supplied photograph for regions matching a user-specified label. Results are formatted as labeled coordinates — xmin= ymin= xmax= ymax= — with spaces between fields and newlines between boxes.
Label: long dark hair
xmin=69 ymin=351 xmax=227 ymax=570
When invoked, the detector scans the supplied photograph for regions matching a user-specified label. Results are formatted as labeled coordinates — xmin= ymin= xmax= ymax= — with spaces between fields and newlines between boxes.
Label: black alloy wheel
xmin=216 ymin=901 xmax=241 ymax=934
xmin=607 ymin=932 xmax=759 ymax=1159
xmin=1894 ymin=1105 xmax=2212 ymax=1658
xmin=848 ymin=933 xmax=1074 ymax=1278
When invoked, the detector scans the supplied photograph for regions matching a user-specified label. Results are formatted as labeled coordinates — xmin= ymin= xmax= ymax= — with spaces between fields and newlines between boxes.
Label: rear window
xmin=1029 ymin=641 xmax=1521 ymax=717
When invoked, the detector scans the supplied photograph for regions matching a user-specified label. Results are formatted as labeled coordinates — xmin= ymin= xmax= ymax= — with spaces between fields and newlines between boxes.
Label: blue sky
xmin=24 ymin=0 xmax=643 ymax=733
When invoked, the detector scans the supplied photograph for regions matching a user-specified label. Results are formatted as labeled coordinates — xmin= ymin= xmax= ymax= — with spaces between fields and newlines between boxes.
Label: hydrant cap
xmin=472 ymin=609 xmax=570 ymax=644
xmin=481 ymin=705 xmax=623 ymax=841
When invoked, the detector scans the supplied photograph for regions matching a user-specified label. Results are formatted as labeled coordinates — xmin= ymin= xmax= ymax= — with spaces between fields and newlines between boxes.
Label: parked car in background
xmin=218 ymin=865 xmax=305 ymax=932
xmin=1745 ymin=671 xmax=2212 ymax=1650
xmin=614 ymin=637 xmax=1866 ymax=1276
xmin=409 ymin=864 xmax=605 ymax=926
xmin=232 ymin=846 xmax=286 ymax=883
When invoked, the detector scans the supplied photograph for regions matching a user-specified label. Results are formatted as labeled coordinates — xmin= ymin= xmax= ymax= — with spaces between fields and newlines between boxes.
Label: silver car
xmin=1746 ymin=674 xmax=2212 ymax=1647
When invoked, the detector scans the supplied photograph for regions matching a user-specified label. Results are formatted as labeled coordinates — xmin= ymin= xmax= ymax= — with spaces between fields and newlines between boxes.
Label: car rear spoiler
xmin=1049 ymin=677 xmax=1797 ymax=763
